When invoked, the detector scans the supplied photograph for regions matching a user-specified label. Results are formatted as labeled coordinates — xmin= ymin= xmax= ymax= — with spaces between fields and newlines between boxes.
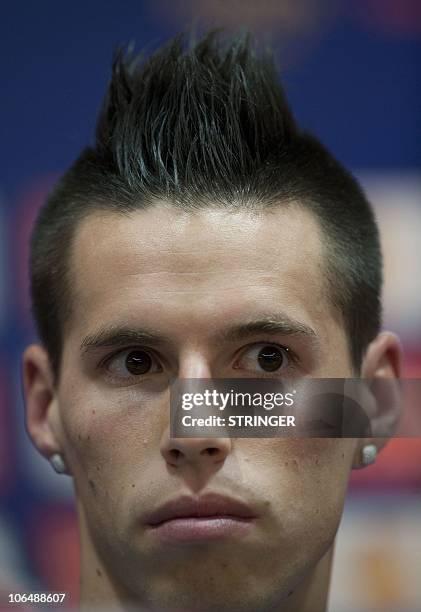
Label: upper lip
xmin=144 ymin=493 xmax=258 ymax=526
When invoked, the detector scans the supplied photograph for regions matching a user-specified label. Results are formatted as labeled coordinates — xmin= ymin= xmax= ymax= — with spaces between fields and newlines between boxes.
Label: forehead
xmin=68 ymin=203 xmax=330 ymax=338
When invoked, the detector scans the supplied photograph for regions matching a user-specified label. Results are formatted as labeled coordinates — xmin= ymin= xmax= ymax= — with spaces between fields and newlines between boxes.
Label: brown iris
xmin=125 ymin=350 xmax=152 ymax=375
xmin=257 ymin=346 xmax=284 ymax=372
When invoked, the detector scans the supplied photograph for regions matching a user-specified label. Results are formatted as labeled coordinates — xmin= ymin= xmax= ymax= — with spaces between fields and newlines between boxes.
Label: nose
xmin=160 ymin=434 xmax=232 ymax=469
xmin=161 ymin=350 xmax=232 ymax=475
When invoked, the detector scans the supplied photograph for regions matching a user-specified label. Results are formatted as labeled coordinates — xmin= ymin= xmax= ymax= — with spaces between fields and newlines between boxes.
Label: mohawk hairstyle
xmin=30 ymin=30 xmax=382 ymax=381
xmin=95 ymin=31 xmax=297 ymax=201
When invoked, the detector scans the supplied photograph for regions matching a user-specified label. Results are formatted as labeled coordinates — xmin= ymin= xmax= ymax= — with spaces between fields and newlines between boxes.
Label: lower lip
xmin=147 ymin=516 xmax=255 ymax=543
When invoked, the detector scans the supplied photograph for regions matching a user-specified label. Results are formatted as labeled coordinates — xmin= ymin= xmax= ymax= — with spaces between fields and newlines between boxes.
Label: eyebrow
xmin=217 ymin=315 xmax=319 ymax=345
xmin=80 ymin=314 xmax=319 ymax=355
xmin=80 ymin=326 xmax=173 ymax=354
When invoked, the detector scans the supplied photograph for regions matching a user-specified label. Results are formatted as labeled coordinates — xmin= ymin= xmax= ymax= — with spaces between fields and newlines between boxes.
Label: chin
xmin=141 ymin=590 xmax=277 ymax=612
xmin=128 ymin=565 xmax=291 ymax=612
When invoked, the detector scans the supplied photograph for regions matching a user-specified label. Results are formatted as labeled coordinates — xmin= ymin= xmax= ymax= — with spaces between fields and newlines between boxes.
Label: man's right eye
xmin=103 ymin=349 xmax=162 ymax=379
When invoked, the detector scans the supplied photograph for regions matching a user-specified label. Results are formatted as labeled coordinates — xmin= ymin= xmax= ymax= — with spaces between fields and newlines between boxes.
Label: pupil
xmin=257 ymin=346 xmax=284 ymax=372
xmin=125 ymin=351 xmax=152 ymax=375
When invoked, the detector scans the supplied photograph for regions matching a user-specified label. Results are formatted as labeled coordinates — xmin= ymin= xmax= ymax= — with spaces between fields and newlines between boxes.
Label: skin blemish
xmin=131 ymin=484 xmax=135 ymax=488
xmin=88 ymin=479 xmax=96 ymax=493
xmin=96 ymin=568 xmax=102 ymax=577
xmin=92 ymin=409 xmax=96 ymax=415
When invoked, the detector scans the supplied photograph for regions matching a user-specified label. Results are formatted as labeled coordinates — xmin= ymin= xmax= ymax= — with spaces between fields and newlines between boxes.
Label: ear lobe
xmin=22 ymin=344 xmax=62 ymax=459
xmin=352 ymin=331 xmax=404 ymax=468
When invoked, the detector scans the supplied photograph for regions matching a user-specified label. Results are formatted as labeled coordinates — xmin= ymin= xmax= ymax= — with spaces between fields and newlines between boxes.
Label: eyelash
xmin=98 ymin=340 xmax=299 ymax=383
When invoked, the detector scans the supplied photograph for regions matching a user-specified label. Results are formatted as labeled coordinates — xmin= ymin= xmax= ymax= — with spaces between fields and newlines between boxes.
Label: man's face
xmin=51 ymin=203 xmax=356 ymax=610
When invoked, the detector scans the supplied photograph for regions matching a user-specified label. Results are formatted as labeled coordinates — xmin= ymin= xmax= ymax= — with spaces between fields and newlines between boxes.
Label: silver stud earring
xmin=361 ymin=444 xmax=377 ymax=466
xmin=49 ymin=453 xmax=67 ymax=474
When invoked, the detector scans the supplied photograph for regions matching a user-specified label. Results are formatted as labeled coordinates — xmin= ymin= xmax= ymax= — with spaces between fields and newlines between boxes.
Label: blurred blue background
xmin=0 ymin=1 xmax=420 ymax=610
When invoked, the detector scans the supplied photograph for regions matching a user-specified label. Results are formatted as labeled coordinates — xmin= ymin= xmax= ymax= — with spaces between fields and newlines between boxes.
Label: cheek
xmin=283 ymin=439 xmax=354 ymax=512
xmin=228 ymin=438 xmax=355 ymax=571
xmin=240 ymin=437 xmax=354 ymax=470
xmin=238 ymin=437 xmax=354 ymax=522
xmin=57 ymin=387 xmax=167 ymax=495
xmin=278 ymin=437 xmax=355 ymax=467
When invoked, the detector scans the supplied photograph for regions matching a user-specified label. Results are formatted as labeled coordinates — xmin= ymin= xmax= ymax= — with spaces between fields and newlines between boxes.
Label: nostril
xmin=204 ymin=447 xmax=220 ymax=457
xmin=170 ymin=449 xmax=182 ymax=460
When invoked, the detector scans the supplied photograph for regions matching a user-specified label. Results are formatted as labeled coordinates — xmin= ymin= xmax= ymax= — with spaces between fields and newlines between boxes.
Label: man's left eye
xmin=234 ymin=343 xmax=292 ymax=374
xmin=105 ymin=349 xmax=162 ymax=379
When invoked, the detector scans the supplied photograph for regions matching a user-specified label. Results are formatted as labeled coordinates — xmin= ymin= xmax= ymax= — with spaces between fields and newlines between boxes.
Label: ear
xmin=352 ymin=331 xmax=403 ymax=469
xmin=22 ymin=344 xmax=67 ymax=466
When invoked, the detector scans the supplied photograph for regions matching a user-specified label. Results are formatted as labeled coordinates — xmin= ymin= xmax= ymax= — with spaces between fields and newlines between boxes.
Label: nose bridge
xmin=178 ymin=347 xmax=213 ymax=379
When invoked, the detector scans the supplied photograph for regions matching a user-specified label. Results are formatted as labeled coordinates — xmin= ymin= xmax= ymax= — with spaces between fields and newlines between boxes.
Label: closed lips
xmin=144 ymin=493 xmax=257 ymax=526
